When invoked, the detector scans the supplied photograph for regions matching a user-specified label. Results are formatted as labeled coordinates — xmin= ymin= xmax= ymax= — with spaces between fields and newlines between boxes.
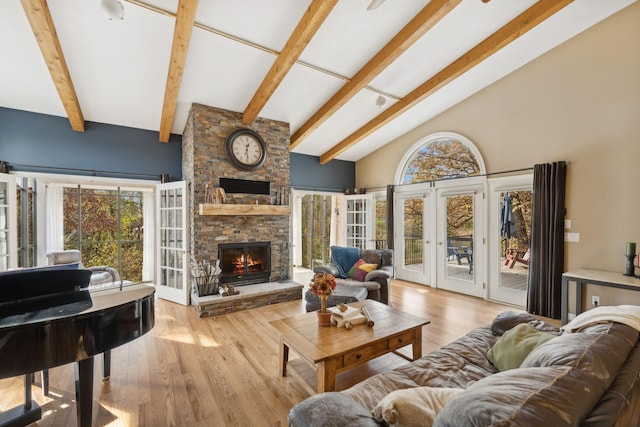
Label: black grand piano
xmin=0 ymin=268 xmax=155 ymax=427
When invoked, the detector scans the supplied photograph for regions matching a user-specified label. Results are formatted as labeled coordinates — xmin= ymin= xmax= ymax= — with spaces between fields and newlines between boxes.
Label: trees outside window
xmin=375 ymin=199 xmax=386 ymax=249
xmin=64 ymin=187 xmax=144 ymax=282
xmin=501 ymin=190 xmax=532 ymax=255
xmin=16 ymin=177 xmax=36 ymax=268
xmin=402 ymin=138 xmax=480 ymax=184
xmin=402 ymin=137 xmax=481 ymax=243
xmin=300 ymin=194 xmax=332 ymax=268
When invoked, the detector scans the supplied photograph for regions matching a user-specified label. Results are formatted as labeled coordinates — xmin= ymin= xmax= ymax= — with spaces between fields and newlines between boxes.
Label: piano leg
xmin=75 ymin=358 xmax=94 ymax=427
xmin=102 ymin=350 xmax=111 ymax=381
xmin=42 ymin=370 xmax=49 ymax=397
xmin=29 ymin=371 xmax=50 ymax=397
xmin=0 ymin=375 xmax=42 ymax=427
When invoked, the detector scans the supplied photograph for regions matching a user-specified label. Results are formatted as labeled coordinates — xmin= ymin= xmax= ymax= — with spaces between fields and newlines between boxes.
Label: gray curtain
xmin=386 ymin=185 xmax=394 ymax=250
xmin=526 ymin=161 xmax=567 ymax=319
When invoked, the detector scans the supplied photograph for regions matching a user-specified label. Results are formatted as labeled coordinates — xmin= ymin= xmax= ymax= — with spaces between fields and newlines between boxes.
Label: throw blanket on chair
xmin=330 ymin=246 xmax=361 ymax=278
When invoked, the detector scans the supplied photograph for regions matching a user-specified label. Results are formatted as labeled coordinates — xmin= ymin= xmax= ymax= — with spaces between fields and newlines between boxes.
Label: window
xmin=16 ymin=177 xmax=37 ymax=268
xmin=401 ymin=135 xmax=481 ymax=184
xmin=300 ymin=194 xmax=332 ymax=268
xmin=64 ymin=186 xmax=144 ymax=282
xmin=0 ymin=180 xmax=11 ymax=270
xmin=375 ymin=198 xmax=386 ymax=249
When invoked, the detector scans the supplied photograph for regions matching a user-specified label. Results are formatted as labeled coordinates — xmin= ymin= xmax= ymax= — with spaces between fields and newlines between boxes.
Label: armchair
xmin=46 ymin=250 xmax=121 ymax=287
xmin=314 ymin=246 xmax=393 ymax=304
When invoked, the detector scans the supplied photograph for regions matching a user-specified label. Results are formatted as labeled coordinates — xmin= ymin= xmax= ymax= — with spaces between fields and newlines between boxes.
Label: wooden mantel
xmin=199 ymin=204 xmax=291 ymax=216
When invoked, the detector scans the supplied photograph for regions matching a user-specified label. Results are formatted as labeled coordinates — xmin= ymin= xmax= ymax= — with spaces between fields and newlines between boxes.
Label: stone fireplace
xmin=182 ymin=103 xmax=292 ymax=289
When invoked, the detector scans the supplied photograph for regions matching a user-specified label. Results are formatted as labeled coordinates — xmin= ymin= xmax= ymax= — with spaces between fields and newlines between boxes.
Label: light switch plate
xmin=565 ymin=232 xmax=580 ymax=242
xmin=564 ymin=219 xmax=571 ymax=229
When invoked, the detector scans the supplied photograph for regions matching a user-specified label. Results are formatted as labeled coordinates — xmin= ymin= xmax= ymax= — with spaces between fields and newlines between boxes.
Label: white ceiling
xmin=1 ymin=0 xmax=635 ymax=162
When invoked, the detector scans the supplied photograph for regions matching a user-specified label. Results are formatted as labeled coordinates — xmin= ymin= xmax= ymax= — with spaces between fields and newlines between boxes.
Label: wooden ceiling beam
xmin=319 ymin=0 xmax=574 ymax=164
xmin=242 ymin=0 xmax=338 ymax=125
xmin=21 ymin=0 xmax=85 ymax=132
xmin=159 ymin=0 xmax=198 ymax=143
xmin=290 ymin=0 xmax=462 ymax=150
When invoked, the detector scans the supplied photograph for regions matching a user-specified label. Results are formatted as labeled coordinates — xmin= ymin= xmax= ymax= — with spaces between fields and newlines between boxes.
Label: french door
xmin=393 ymin=179 xmax=485 ymax=296
xmin=342 ymin=194 xmax=375 ymax=249
xmin=487 ymin=175 xmax=533 ymax=306
xmin=0 ymin=174 xmax=17 ymax=271
xmin=435 ymin=183 xmax=484 ymax=297
xmin=394 ymin=187 xmax=431 ymax=285
xmin=156 ymin=181 xmax=189 ymax=305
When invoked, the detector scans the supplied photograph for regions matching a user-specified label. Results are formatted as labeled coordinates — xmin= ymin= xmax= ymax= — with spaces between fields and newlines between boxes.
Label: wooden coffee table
xmin=269 ymin=299 xmax=430 ymax=393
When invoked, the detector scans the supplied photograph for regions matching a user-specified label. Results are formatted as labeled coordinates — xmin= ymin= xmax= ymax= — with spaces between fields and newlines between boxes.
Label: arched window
xmin=397 ymin=132 xmax=485 ymax=185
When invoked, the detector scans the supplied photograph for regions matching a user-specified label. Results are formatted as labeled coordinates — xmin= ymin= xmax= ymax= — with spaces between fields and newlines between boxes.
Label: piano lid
xmin=0 ymin=269 xmax=92 ymax=303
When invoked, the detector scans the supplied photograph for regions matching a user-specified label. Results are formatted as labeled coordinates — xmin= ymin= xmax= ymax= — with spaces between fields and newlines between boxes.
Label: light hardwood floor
xmin=0 ymin=279 xmax=558 ymax=426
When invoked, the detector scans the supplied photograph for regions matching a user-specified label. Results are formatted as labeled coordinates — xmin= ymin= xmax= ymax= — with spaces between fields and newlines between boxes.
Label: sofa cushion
xmin=344 ymin=326 xmax=500 ymax=411
xmin=490 ymin=311 xmax=538 ymax=336
xmin=360 ymin=249 xmax=383 ymax=268
xmin=348 ymin=259 xmax=366 ymax=278
xmin=434 ymin=366 xmax=605 ymax=427
xmin=304 ymin=285 xmax=367 ymax=312
xmin=371 ymin=387 xmax=463 ymax=427
xmin=338 ymin=278 xmax=381 ymax=291
xmin=288 ymin=392 xmax=381 ymax=427
xmin=380 ymin=249 xmax=393 ymax=267
xmin=487 ymin=323 xmax=555 ymax=371
xmin=435 ymin=321 xmax=638 ymax=426
xmin=353 ymin=263 xmax=378 ymax=281
xmin=521 ymin=323 xmax=636 ymax=373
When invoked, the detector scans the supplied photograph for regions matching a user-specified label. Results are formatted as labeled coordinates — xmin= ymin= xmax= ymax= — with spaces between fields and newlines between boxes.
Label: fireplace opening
xmin=218 ymin=242 xmax=271 ymax=286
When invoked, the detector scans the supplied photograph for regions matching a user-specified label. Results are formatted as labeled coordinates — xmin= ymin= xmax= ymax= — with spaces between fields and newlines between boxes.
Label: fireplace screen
xmin=218 ymin=242 xmax=271 ymax=285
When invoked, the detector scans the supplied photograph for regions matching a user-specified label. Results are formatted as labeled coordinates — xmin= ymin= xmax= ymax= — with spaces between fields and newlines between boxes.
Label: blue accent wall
xmin=0 ymin=107 xmax=181 ymax=180
xmin=0 ymin=107 xmax=355 ymax=190
xmin=290 ymin=152 xmax=354 ymax=192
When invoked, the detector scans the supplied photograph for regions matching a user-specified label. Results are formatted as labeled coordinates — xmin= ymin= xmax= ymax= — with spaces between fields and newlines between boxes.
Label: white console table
xmin=561 ymin=269 xmax=640 ymax=325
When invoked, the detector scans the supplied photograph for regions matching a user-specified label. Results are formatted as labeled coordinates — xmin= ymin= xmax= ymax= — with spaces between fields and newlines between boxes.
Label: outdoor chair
xmin=505 ymin=248 xmax=529 ymax=268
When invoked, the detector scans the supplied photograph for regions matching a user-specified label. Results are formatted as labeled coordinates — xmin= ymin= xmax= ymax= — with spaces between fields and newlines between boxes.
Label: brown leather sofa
xmin=288 ymin=310 xmax=640 ymax=426
xmin=313 ymin=247 xmax=393 ymax=304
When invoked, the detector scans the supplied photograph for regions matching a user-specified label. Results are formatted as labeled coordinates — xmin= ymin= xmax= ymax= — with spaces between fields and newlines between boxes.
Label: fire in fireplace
xmin=218 ymin=242 xmax=271 ymax=285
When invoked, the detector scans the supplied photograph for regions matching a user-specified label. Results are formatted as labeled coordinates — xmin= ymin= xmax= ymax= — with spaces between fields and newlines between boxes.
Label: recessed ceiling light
xmin=367 ymin=0 xmax=386 ymax=11
xmin=101 ymin=0 xmax=124 ymax=20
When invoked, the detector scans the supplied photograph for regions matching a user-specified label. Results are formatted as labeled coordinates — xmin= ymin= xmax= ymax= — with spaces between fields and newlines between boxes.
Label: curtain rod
xmin=395 ymin=166 xmax=535 ymax=188
xmin=4 ymin=162 xmax=165 ymax=180
xmin=291 ymin=185 xmax=343 ymax=193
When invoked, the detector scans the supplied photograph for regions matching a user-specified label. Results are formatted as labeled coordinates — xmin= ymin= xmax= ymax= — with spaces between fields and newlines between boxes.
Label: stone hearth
xmin=193 ymin=281 xmax=303 ymax=317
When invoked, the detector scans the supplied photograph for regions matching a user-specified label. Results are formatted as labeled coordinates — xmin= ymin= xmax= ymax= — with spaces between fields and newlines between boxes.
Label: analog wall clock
xmin=224 ymin=128 xmax=267 ymax=171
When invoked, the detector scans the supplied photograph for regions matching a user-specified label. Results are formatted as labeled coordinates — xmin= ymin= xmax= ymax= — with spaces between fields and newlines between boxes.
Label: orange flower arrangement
xmin=310 ymin=272 xmax=337 ymax=297
xmin=310 ymin=273 xmax=337 ymax=320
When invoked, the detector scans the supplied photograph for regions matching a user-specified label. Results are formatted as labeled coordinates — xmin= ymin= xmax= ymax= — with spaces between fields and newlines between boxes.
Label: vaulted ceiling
xmin=1 ymin=0 xmax=635 ymax=163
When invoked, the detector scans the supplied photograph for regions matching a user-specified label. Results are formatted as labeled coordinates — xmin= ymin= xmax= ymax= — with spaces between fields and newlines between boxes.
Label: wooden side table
xmin=561 ymin=269 xmax=640 ymax=325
